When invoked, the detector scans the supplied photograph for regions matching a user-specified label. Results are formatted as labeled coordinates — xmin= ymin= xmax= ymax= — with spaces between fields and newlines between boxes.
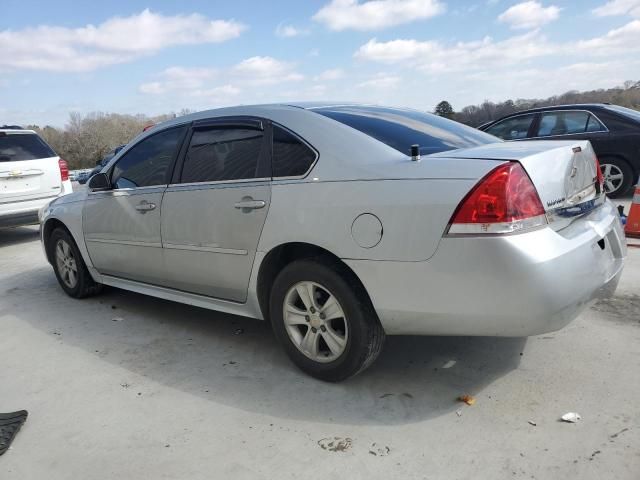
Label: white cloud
xmin=355 ymin=30 xmax=551 ymax=72
xmin=576 ymin=20 xmax=640 ymax=55
xmin=314 ymin=68 xmax=345 ymax=81
xmin=313 ymin=0 xmax=445 ymax=31
xmin=0 ymin=9 xmax=245 ymax=72
xmin=139 ymin=56 xmax=304 ymax=98
xmin=593 ymin=0 xmax=640 ymax=17
xmin=275 ymin=23 xmax=310 ymax=37
xmin=498 ymin=1 xmax=560 ymax=29
xmin=357 ymin=73 xmax=401 ymax=88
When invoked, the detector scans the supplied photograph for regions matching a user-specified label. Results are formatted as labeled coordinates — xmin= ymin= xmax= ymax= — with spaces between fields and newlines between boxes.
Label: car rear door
xmin=0 ymin=131 xmax=62 ymax=202
xmin=159 ymin=118 xmax=271 ymax=303
xmin=82 ymin=125 xmax=188 ymax=284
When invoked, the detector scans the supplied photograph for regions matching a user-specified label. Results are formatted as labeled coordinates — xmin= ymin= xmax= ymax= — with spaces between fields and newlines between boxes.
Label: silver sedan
xmin=40 ymin=104 xmax=626 ymax=381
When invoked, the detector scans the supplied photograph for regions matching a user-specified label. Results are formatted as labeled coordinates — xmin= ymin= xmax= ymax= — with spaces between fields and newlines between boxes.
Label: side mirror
xmin=88 ymin=172 xmax=112 ymax=191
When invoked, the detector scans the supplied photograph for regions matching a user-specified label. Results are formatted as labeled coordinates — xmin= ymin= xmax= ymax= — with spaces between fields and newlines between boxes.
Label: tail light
xmin=595 ymin=157 xmax=604 ymax=194
xmin=58 ymin=158 xmax=69 ymax=181
xmin=447 ymin=162 xmax=547 ymax=235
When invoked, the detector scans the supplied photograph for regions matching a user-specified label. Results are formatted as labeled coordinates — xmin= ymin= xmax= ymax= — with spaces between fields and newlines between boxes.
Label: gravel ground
xmin=0 ymin=224 xmax=638 ymax=480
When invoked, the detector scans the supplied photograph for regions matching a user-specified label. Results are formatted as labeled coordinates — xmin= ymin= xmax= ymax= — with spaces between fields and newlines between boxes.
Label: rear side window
xmin=485 ymin=115 xmax=535 ymax=140
xmin=314 ymin=106 xmax=497 ymax=156
xmin=272 ymin=125 xmax=317 ymax=177
xmin=536 ymin=111 xmax=601 ymax=137
xmin=181 ymin=128 xmax=264 ymax=183
xmin=0 ymin=133 xmax=56 ymax=162
xmin=111 ymin=126 xmax=186 ymax=189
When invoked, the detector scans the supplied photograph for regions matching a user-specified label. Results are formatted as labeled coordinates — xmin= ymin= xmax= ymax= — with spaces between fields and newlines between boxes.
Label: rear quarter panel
xmin=259 ymin=178 xmax=478 ymax=262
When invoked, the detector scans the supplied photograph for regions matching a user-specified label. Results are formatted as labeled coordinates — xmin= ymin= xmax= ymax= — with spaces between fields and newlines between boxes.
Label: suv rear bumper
xmin=0 ymin=187 xmax=70 ymax=228
xmin=346 ymin=200 xmax=626 ymax=336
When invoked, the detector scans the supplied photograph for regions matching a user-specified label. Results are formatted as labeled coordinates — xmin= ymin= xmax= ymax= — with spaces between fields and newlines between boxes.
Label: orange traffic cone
xmin=625 ymin=185 xmax=640 ymax=239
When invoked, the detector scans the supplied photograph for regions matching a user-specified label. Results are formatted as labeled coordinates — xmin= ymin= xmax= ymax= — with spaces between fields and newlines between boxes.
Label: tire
xmin=270 ymin=258 xmax=385 ymax=382
xmin=600 ymin=157 xmax=634 ymax=198
xmin=49 ymin=227 xmax=102 ymax=298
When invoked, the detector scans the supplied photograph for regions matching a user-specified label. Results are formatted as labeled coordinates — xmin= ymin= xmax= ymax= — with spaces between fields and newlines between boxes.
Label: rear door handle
xmin=135 ymin=200 xmax=156 ymax=213
xmin=234 ymin=200 xmax=266 ymax=210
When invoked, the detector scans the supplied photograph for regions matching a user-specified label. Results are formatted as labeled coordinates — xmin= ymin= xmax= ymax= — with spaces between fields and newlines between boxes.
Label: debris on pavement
xmin=458 ymin=395 xmax=476 ymax=406
xmin=528 ymin=420 xmax=537 ymax=426
xmin=561 ymin=412 xmax=581 ymax=423
xmin=368 ymin=443 xmax=391 ymax=456
xmin=0 ymin=410 xmax=28 ymax=456
xmin=609 ymin=427 xmax=629 ymax=439
xmin=317 ymin=437 xmax=352 ymax=452
xmin=442 ymin=360 xmax=456 ymax=369
xmin=234 ymin=328 xmax=244 ymax=335
xmin=589 ymin=450 xmax=601 ymax=461
xmin=112 ymin=317 xmax=124 ymax=322
xmin=456 ymin=409 xmax=463 ymax=417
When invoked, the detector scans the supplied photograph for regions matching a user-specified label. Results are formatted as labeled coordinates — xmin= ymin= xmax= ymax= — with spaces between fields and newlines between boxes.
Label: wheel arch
xmin=42 ymin=218 xmax=71 ymax=264
xmin=256 ymin=242 xmax=375 ymax=323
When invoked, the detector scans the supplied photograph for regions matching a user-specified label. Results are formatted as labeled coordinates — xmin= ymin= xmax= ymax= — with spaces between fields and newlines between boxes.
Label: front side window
xmin=485 ymin=115 xmax=535 ymax=140
xmin=181 ymin=128 xmax=264 ymax=183
xmin=536 ymin=111 xmax=594 ymax=137
xmin=272 ymin=125 xmax=317 ymax=177
xmin=111 ymin=126 xmax=186 ymax=189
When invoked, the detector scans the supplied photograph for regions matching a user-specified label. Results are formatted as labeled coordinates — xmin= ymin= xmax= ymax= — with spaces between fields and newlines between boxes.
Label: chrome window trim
xmin=87 ymin=185 xmax=167 ymax=196
xmin=167 ymin=178 xmax=270 ymax=190
xmin=529 ymin=109 xmax=609 ymax=139
xmin=270 ymin=121 xmax=320 ymax=181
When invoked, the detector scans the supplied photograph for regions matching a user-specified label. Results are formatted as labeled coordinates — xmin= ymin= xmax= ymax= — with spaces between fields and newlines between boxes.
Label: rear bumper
xmin=0 ymin=180 xmax=72 ymax=228
xmin=346 ymin=200 xmax=626 ymax=336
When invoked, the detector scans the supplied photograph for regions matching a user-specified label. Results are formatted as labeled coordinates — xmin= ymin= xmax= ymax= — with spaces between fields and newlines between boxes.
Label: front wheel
xmin=49 ymin=228 xmax=102 ymax=298
xmin=600 ymin=157 xmax=634 ymax=198
xmin=270 ymin=259 xmax=385 ymax=382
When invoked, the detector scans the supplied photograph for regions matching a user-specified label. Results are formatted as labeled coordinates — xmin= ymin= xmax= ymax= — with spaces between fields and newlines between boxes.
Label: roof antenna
xmin=411 ymin=144 xmax=421 ymax=162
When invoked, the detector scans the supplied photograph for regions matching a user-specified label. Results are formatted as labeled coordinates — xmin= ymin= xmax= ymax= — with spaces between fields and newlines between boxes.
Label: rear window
xmin=313 ymin=106 xmax=498 ymax=156
xmin=0 ymin=133 xmax=56 ymax=162
xmin=604 ymin=105 xmax=640 ymax=123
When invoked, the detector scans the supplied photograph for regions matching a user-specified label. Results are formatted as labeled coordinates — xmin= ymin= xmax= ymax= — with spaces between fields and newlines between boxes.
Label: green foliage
xmin=434 ymin=100 xmax=454 ymax=118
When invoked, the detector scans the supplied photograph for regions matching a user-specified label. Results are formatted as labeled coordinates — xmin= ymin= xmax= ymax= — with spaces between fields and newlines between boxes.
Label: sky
xmin=1 ymin=0 xmax=640 ymax=127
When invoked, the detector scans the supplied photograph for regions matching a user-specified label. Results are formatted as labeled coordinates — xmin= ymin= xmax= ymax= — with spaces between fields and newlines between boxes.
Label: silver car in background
xmin=39 ymin=104 xmax=626 ymax=381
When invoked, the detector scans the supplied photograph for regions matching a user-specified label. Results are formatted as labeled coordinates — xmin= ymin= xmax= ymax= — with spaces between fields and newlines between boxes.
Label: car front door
xmin=159 ymin=118 xmax=271 ymax=303
xmin=82 ymin=125 xmax=188 ymax=284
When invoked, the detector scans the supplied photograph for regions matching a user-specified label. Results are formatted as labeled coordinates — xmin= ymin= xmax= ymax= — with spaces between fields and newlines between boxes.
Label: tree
xmin=434 ymin=100 xmax=454 ymax=118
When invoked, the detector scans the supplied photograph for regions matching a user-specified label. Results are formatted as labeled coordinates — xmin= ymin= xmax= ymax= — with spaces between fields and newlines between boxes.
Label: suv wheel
xmin=270 ymin=259 xmax=385 ymax=382
xmin=50 ymin=228 xmax=102 ymax=298
xmin=600 ymin=157 xmax=633 ymax=198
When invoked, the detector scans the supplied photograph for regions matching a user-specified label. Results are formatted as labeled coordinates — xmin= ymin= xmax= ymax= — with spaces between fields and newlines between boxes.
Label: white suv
xmin=0 ymin=127 xmax=72 ymax=228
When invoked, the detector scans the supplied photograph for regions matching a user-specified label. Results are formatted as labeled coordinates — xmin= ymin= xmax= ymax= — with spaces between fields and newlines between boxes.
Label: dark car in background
xmin=479 ymin=104 xmax=640 ymax=197
xmin=78 ymin=144 xmax=126 ymax=184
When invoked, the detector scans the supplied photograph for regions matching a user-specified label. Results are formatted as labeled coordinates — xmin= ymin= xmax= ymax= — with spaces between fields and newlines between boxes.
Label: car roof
xmin=0 ymin=129 xmax=37 ymax=135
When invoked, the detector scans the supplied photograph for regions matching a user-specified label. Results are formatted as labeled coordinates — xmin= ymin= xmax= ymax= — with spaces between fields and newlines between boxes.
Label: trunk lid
xmin=0 ymin=131 xmax=62 ymax=202
xmin=430 ymin=140 xmax=602 ymax=222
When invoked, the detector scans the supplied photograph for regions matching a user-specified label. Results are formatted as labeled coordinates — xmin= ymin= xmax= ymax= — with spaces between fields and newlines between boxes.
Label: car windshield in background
xmin=605 ymin=105 xmax=640 ymax=123
xmin=0 ymin=133 xmax=56 ymax=162
xmin=312 ymin=105 xmax=499 ymax=156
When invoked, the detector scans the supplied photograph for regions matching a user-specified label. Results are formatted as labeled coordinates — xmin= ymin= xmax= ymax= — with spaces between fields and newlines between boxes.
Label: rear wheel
xmin=600 ymin=157 xmax=633 ymax=198
xmin=50 ymin=228 xmax=102 ymax=298
xmin=270 ymin=259 xmax=385 ymax=382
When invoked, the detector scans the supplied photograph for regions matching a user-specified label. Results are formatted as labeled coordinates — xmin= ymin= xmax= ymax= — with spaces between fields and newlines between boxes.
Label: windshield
xmin=0 ymin=133 xmax=56 ymax=162
xmin=312 ymin=105 xmax=500 ymax=156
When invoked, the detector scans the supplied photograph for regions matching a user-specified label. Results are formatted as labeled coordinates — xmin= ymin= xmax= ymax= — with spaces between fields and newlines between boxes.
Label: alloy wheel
xmin=283 ymin=281 xmax=348 ymax=363
xmin=600 ymin=163 xmax=624 ymax=194
xmin=55 ymin=239 xmax=78 ymax=288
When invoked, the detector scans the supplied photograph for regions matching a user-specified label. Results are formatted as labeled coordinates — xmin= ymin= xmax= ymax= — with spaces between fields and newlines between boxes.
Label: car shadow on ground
xmin=5 ymin=266 xmax=526 ymax=426
xmin=0 ymin=226 xmax=40 ymax=248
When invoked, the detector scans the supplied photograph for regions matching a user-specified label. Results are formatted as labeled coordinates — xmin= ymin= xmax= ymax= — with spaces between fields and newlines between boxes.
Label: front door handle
xmin=234 ymin=199 xmax=266 ymax=210
xmin=135 ymin=200 xmax=156 ymax=214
